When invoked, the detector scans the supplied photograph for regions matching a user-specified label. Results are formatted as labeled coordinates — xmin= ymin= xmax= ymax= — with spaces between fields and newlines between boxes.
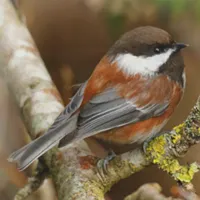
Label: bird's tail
xmin=8 ymin=115 xmax=78 ymax=171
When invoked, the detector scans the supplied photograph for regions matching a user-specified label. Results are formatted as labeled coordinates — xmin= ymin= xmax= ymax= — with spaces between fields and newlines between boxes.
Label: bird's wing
xmin=76 ymin=86 xmax=169 ymax=138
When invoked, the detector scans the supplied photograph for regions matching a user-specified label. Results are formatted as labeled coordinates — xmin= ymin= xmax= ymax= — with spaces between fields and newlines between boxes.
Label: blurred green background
xmin=0 ymin=0 xmax=200 ymax=199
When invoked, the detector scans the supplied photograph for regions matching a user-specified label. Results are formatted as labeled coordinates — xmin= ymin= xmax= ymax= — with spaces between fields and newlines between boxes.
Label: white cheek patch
xmin=113 ymin=49 xmax=175 ymax=76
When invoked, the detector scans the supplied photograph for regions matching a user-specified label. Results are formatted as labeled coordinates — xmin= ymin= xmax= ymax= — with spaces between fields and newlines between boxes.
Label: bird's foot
xmin=143 ymin=140 xmax=149 ymax=154
xmin=97 ymin=150 xmax=116 ymax=174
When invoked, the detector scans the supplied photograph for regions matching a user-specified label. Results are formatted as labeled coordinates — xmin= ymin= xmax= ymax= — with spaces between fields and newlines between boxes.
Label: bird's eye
xmin=154 ymin=47 xmax=160 ymax=53
xmin=154 ymin=46 xmax=168 ymax=54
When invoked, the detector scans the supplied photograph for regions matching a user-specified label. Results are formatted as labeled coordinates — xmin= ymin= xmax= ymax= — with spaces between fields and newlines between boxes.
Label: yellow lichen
xmin=146 ymin=135 xmax=166 ymax=164
xmin=173 ymin=123 xmax=185 ymax=133
xmin=171 ymin=134 xmax=181 ymax=144
xmin=162 ymin=159 xmax=181 ymax=173
xmin=154 ymin=156 xmax=199 ymax=183
xmin=146 ymin=135 xmax=166 ymax=154
xmin=146 ymin=132 xmax=199 ymax=184
xmin=174 ymin=163 xmax=199 ymax=183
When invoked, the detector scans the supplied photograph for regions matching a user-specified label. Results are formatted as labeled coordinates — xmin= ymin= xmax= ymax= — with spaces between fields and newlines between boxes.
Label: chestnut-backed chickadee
xmin=9 ymin=26 xmax=187 ymax=170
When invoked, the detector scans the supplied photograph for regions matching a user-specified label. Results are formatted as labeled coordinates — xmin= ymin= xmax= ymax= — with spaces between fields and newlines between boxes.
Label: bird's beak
xmin=174 ymin=43 xmax=189 ymax=51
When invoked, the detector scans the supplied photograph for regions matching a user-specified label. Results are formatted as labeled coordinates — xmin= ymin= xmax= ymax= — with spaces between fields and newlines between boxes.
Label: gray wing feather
xmin=80 ymin=98 xmax=127 ymax=118
xmin=77 ymin=88 xmax=169 ymax=137
xmin=90 ymin=87 xmax=120 ymax=103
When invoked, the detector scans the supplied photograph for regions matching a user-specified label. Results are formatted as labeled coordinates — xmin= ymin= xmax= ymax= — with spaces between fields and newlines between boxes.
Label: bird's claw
xmin=97 ymin=150 xmax=116 ymax=174
xmin=143 ymin=140 xmax=149 ymax=154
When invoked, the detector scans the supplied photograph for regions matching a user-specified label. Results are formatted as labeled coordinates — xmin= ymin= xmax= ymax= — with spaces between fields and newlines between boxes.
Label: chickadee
xmin=9 ymin=26 xmax=187 ymax=171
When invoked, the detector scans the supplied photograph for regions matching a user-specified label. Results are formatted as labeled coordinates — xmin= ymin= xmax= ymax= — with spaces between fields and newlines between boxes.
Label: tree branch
xmin=0 ymin=0 xmax=200 ymax=200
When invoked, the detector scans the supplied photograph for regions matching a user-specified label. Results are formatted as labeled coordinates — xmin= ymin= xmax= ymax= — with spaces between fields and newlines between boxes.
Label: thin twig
xmin=14 ymin=164 xmax=48 ymax=200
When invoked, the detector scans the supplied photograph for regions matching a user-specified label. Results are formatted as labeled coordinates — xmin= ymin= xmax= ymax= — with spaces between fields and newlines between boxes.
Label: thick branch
xmin=0 ymin=0 xmax=66 ymax=198
xmin=0 ymin=1 xmax=106 ymax=199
